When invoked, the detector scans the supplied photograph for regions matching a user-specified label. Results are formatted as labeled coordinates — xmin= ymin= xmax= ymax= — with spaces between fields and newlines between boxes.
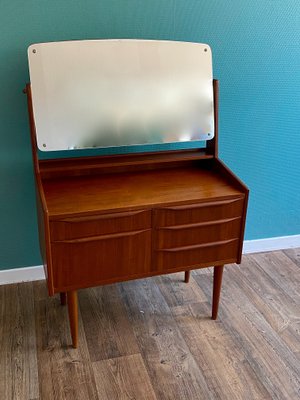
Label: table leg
xmin=212 ymin=265 xmax=224 ymax=320
xmin=184 ymin=270 xmax=191 ymax=283
xmin=60 ymin=292 xmax=67 ymax=305
xmin=67 ymin=290 xmax=78 ymax=348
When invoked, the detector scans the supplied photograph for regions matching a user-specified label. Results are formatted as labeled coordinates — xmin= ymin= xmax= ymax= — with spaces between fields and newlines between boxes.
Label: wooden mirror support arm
xmin=25 ymin=79 xmax=249 ymax=348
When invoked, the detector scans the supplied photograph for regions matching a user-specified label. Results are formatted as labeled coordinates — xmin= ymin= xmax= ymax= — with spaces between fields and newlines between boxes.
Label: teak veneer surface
xmin=42 ymin=165 xmax=244 ymax=219
xmin=39 ymin=149 xmax=213 ymax=178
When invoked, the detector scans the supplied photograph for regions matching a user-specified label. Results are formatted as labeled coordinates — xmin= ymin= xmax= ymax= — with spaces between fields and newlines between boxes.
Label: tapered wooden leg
xmin=60 ymin=292 xmax=67 ymax=306
xmin=184 ymin=270 xmax=191 ymax=283
xmin=67 ymin=290 xmax=78 ymax=348
xmin=212 ymin=265 xmax=224 ymax=320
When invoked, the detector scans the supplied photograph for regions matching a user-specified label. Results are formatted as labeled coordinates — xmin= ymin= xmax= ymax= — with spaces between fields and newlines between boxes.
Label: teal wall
xmin=1 ymin=1 xmax=300 ymax=270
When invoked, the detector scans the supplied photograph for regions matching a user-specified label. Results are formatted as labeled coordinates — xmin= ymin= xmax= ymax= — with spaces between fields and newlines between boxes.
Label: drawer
xmin=155 ymin=216 xmax=242 ymax=249
xmin=154 ymin=197 xmax=244 ymax=227
xmin=50 ymin=209 xmax=151 ymax=241
xmin=156 ymin=238 xmax=239 ymax=270
xmin=51 ymin=229 xmax=152 ymax=289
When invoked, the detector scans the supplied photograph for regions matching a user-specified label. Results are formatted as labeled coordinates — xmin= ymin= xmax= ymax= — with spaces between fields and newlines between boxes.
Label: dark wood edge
xmin=214 ymin=158 xmax=249 ymax=193
xmin=206 ymin=79 xmax=219 ymax=157
xmin=58 ymin=209 xmax=148 ymax=223
xmin=158 ymin=238 xmax=239 ymax=252
xmin=25 ymin=84 xmax=55 ymax=295
xmin=25 ymin=83 xmax=39 ymax=173
xmin=212 ymin=157 xmax=249 ymax=262
xmin=158 ymin=216 xmax=241 ymax=230
xmin=156 ymin=197 xmax=243 ymax=211
xmin=48 ymin=194 xmax=245 ymax=221
xmin=39 ymin=150 xmax=214 ymax=179
xmin=151 ymin=210 xmax=156 ymax=274
xmin=25 ymin=84 xmax=48 ymax=210
xmin=40 ymin=148 xmax=212 ymax=167
xmin=237 ymin=190 xmax=249 ymax=263
xmin=53 ymin=228 xmax=150 ymax=244
xmin=53 ymin=257 xmax=237 ymax=293
xmin=25 ymin=79 xmax=218 ymax=180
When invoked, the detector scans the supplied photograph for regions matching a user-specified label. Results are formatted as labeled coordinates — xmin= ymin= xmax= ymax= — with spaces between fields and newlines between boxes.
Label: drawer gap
xmin=53 ymin=229 xmax=150 ymax=244
xmin=158 ymin=216 xmax=241 ymax=230
xmin=158 ymin=238 xmax=239 ymax=252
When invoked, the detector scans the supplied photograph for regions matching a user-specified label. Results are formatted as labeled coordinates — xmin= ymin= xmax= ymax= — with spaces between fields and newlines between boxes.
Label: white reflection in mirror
xmin=28 ymin=40 xmax=214 ymax=151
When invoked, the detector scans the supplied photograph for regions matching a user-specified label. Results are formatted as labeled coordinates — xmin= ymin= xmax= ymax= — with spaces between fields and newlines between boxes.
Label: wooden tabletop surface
xmin=42 ymin=166 xmax=244 ymax=218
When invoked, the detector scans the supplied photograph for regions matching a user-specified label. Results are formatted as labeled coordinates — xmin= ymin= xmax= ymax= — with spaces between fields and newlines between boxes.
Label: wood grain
xmin=50 ymin=209 xmax=151 ymax=241
xmin=284 ymin=247 xmax=300 ymax=266
xmin=172 ymin=302 xmax=272 ymax=400
xmin=184 ymin=270 xmax=190 ymax=283
xmin=67 ymin=290 xmax=78 ymax=348
xmin=226 ymin=257 xmax=300 ymax=355
xmin=212 ymin=265 xmax=224 ymax=320
xmin=193 ymin=263 xmax=300 ymax=400
xmin=79 ymin=285 xmax=139 ymax=362
xmin=33 ymin=281 xmax=98 ymax=400
xmin=2 ymin=250 xmax=299 ymax=399
xmin=249 ymin=251 xmax=300 ymax=302
xmin=51 ymin=229 xmax=152 ymax=291
xmin=118 ymin=278 xmax=216 ymax=400
xmin=43 ymin=165 xmax=244 ymax=219
xmin=155 ymin=272 xmax=207 ymax=308
xmin=92 ymin=354 xmax=157 ymax=400
xmin=39 ymin=149 xmax=213 ymax=179
xmin=0 ymin=282 xmax=39 ymax=400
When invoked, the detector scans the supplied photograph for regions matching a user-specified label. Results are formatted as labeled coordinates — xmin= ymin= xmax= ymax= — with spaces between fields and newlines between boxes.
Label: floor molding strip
xmin=243 ymin=234 xmax=300 ymax=254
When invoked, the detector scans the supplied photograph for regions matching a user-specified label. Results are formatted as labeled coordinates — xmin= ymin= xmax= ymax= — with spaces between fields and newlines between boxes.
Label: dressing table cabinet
xmin=25 ymin=40 xmax=248 ymax=348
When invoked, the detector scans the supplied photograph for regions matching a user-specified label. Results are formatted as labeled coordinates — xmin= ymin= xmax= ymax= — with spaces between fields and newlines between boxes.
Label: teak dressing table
xmin=25 ymin=40 xmax=248 ymax=348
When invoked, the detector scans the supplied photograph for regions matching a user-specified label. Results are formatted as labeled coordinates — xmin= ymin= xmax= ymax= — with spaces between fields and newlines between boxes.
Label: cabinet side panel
xmin=36 ymin=191 xmax=54 ymax=294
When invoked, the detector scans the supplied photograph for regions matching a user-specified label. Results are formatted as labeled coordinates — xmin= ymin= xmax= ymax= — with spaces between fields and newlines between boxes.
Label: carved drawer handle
xmin=58 ymin=209 xmax=147 ymax=223
xmin=158 ymin=238 xmax=238 ymax=252
xmin=157 ymin=197 xmax=243 ymax=211
xmin=158 ymin=216 xmax=241 ymax=230
xmin=53 ymin=229 xmax=150 ymax=244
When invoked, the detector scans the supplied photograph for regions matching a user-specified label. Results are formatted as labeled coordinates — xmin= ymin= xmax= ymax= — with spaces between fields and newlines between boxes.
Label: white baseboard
xmin=242 ymin=234 xmax=300 ymax=254
xmin=0 ymin=265 xmax=45 ymax=285
xmin=1 ymin=234 xmax=299 ymax=285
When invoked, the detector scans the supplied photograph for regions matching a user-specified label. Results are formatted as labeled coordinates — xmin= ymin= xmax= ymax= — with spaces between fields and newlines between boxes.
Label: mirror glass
xmin=28 ymin=39 xmax=214 ymax=151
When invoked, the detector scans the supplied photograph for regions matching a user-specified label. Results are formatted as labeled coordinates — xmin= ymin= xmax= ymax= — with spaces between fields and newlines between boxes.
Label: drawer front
xmin=155 ymin=216 xmax=241 ymax=249
xmin=50 ymin=209 xmax=151 ymax=241
xmin=51 ymin=229 xmax=151 ymax=289
xmin=156 ymin=238 xmax=239 ymax=270
xmin=154 ymin=197 xmax=244 ymax=227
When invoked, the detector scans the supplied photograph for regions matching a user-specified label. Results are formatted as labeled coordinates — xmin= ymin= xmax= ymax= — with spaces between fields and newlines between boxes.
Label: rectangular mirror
xmin=28 ymin=39 xmax=214 ymax=151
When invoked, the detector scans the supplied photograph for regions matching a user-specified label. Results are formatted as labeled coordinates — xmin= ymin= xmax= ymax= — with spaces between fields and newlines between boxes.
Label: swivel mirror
xmin=28 ymin=39 xmax=214 ymax=151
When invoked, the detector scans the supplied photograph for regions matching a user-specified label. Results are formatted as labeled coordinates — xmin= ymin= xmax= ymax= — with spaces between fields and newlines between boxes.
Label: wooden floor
xmin=0 ymin=249 xmax=299 ymax=400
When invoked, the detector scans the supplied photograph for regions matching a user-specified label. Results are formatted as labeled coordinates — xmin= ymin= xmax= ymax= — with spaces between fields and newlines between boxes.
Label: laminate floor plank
xmin=172 ymin=301 xmax=272 ymax=400
xmin=92 ymin=354 xmax=157 ymax=400
xmin=118 ymin=278 xmax=214 ymax=400
xmin=226 ymin=258 xmax=300 ymax=355
xmin=79 ymin=285 xmax=139 ymax=362
xmin=154 ymin=272 xmax=207 ymax=308
xmin=1 ymin=249 xmax=300 ymax=400
xmin=193 ymin=262 xmax=300 ymax=400
xmin=284 ymin=248 xmax=300 ymax=266
xmin=33 ymin=281 xmax=98 ymax=400
xmin=249 ymin=252 xmax=300 ymax=302
xmin=0 ymin=282 xmax=39 ymax=400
